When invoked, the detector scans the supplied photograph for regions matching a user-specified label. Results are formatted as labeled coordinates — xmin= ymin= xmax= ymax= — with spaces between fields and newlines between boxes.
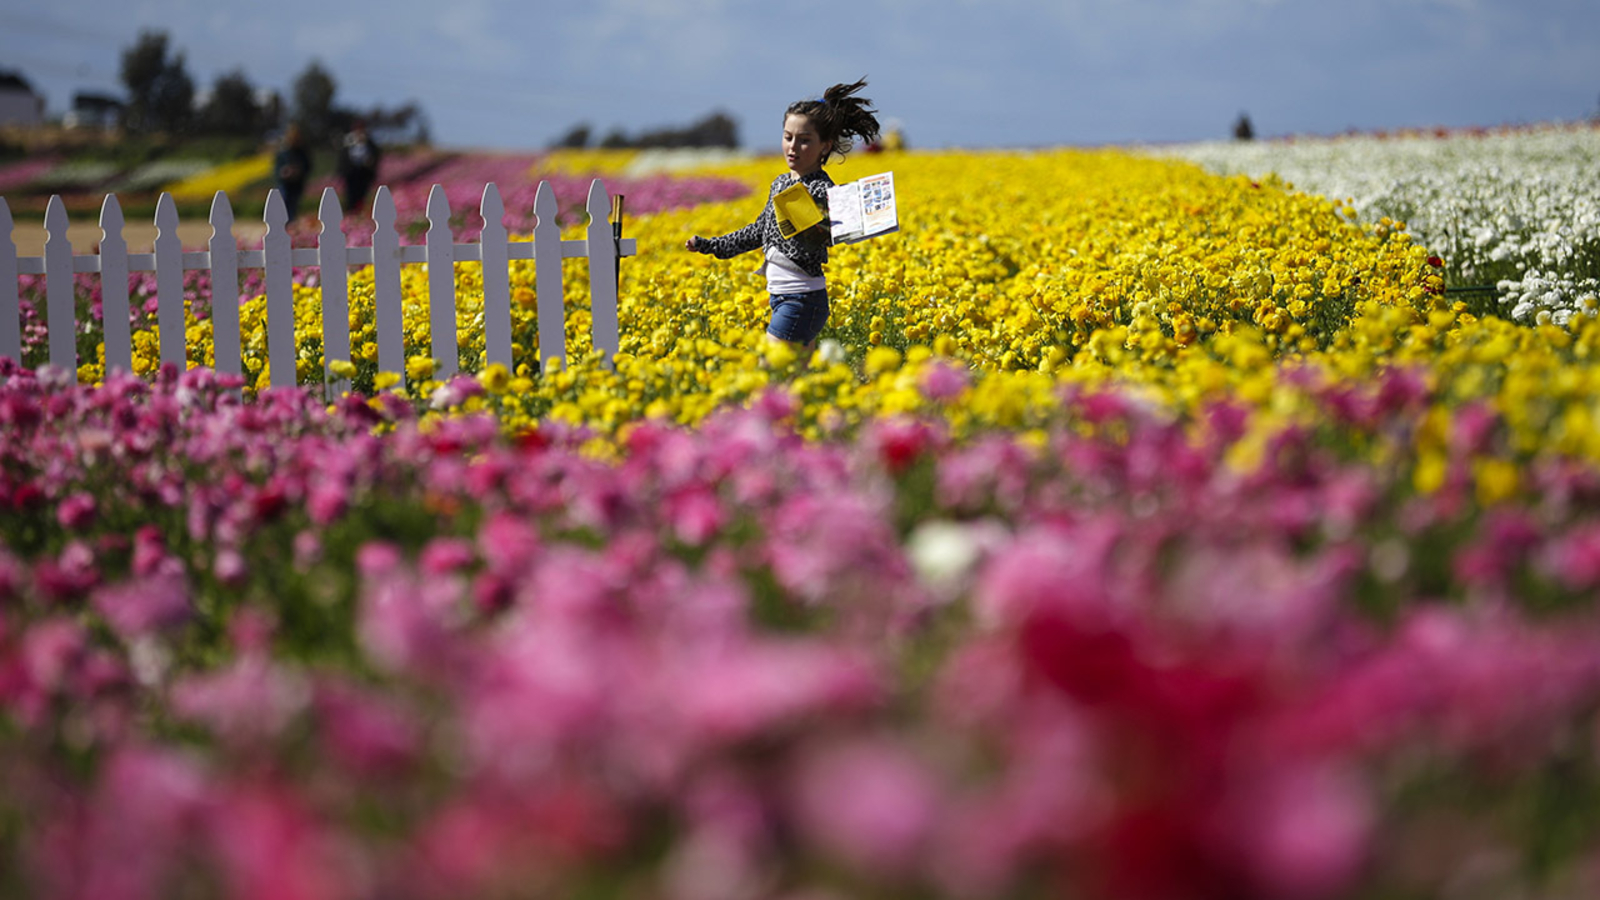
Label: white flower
xmin=817 ymin=338 xmax=846 ymax=365
xmin=905 ymin=518 xmax=1005 ymax=602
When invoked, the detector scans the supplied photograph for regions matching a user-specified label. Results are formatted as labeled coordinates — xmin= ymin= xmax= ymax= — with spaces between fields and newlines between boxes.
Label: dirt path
xmin=9 ymin=220 xmax=270 ymax=256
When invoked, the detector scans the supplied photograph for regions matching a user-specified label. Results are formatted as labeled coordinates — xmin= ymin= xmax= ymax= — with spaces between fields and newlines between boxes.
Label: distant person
xmin=337 ymin=120 xmax=382 ymax=215
xmin=685 ymin=79 xmax=882 ymax=353
xmin=884 ymin=118 xmax=907 ymax=151
xmin=273 ymin=123 xmax=312 ymax=222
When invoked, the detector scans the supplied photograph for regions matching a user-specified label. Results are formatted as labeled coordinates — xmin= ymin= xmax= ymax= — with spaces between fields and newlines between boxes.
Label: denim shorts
xmin=767 ymin=289 xmax=830 ymax=345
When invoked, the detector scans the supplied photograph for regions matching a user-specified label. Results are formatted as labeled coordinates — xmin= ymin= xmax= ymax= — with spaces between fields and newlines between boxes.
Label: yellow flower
xmin=1473 ymin=457 xmax=1520 ymax=505
xmin=865 ymin=346 xmax=903 ymax=376
xmin=762 ymin=341 xmax=798 ymax=369
xmin=480 ymin=363 xmax=512 ymax=394
xmin=407 ymin=356 xmax=436 ymax=381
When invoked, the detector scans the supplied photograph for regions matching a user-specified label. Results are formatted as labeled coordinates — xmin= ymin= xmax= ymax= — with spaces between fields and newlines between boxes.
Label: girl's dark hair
xmin=786 ymin=78 xmax=880 ymax=164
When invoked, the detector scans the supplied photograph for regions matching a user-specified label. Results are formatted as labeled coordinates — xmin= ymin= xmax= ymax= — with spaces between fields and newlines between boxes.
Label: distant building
xmin=0 ymin=71 xmax=45 ymax=128
xmin=64 ymin=92 xmax=124 ymax=130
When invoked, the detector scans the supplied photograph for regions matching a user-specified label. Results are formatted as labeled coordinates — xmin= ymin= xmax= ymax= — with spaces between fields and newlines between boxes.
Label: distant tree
xmin=597 ymin=111 xmax=740 ymax=150
xmin=120 ymin=30 xmax=195 ymax=134
xmin=552 ymin=123 xmax=593 ymax=149
xmin=686 ymin=111 xmax=737 ymax=148
xmin=149 ymin=61 xmax=195 ymax=134
xmin=260 ymin=90 xmax=285 ymax=131
xmin=119 ymin=31 xmax=167 ymax=132
xmin=291 ymin=61 xmax=338 ymax=143
xmin=199 ymin=69 xmax=264 ymax=138
xmin=1233 ymin=112 xmax=1255 ymax=141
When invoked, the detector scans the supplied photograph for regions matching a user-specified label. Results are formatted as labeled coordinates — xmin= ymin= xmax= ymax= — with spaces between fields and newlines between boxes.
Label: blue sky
xmin=3 ymin=0 xmax=1597 ymax=151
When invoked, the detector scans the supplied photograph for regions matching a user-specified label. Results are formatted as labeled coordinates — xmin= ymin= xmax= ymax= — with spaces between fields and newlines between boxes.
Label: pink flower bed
xmin=0 ymin=156 xmax=59 ymax=195
xmin=4 ymin=365 xmax=1600 ymax=898
xmin=303 ymin=151 xmax=750 ymax=246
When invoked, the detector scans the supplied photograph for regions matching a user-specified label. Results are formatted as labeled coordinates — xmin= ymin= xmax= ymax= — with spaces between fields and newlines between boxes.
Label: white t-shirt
xmin=763 ymin=246 xmax=826 ymax=295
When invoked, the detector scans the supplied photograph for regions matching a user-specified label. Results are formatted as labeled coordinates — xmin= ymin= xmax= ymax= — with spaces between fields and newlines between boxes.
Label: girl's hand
xmin=685 ymin=236 xmax=704 ymax=252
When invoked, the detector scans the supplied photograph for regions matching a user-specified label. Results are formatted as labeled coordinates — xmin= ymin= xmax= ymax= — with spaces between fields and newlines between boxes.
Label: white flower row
xmin=1149 ymin=124 xmax=1600 ymax=324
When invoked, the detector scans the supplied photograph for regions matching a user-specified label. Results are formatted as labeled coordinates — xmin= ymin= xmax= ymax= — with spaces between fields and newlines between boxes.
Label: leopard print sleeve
xmin=697 ymin=171 xmax=835 ymax=278
xmin=696 ymin=177 xmax=781 ymax=261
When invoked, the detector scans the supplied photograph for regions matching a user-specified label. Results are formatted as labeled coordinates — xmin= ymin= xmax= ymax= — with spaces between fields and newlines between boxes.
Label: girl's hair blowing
xmin=787 ymin=78 xmax=881 ymax=164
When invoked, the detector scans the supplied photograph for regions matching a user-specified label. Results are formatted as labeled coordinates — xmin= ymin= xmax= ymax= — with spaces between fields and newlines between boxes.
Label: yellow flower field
xmin=164 ymin=153 xmax=276 ymax=202
xmin=81 ymin=146 xmax=1600 ymax=469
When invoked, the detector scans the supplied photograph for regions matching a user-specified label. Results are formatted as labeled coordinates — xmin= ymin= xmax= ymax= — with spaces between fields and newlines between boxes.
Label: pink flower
xmin=313 ymin=679 xmax=421 ymax=777
xmin=92 ymin=573 xmax=191 ymax=639
xmin=666 ymin=485 xmax=724 ymax=546
xmin=21 ymin=617 xmax=87 ymax=696
xmin=919 ymin=359 xmax=970 ymax=401
xmin=1227 ymin=764 xmax=1372 ymax=899
xmin=789 ymin=736 xmax=941 ymax=876
xmin=667 ymin=641 xmax=882 ymax=747
xmin=1542 ymin=521 xmax=1600 ymax=589
xmin=751 ymin=386 xmax=799 ymax=421
xmin=169 ymin=653 xmax=309 ymax=745
xmin=477 ymin=511 xmax=540 ymax=572
xmin=213 ymin=547 xmax=248 ymax=586
xmin=56 ymin=491 xmax=97 ymax=530
xmin=356 ymin=561 xmax=463 ymax=677
xmin=28 ymin=744 xmax=212 ymax=900
xmin=34 ymin=539 xmax=100 ymax=602
xmin=131 ymin=525 xmax=176 ymax=577
xmin=356 ymin=541 xmax=403 ymax=577
xmin=208 ymin=781 xmax=356 ymax=900
xmin=421 ymin=537 xmax=476 ymax=575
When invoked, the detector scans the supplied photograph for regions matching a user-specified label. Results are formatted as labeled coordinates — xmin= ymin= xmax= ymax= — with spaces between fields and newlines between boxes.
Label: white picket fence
xmin=0 ymin=178 xmax=636 ymax=394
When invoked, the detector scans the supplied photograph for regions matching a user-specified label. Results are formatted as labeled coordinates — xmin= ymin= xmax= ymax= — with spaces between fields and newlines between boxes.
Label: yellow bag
xmin=773 ymin=181 xmax=824 ymax=239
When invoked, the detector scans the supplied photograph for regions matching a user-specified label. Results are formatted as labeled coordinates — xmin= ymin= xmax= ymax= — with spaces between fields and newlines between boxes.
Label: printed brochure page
xmin=828 ymin=172 xmax=898 ymax=244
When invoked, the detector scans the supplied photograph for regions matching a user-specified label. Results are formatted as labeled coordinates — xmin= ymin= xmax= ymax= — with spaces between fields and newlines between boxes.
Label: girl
xmin=686 ymin=79 xmax=881 ymax=351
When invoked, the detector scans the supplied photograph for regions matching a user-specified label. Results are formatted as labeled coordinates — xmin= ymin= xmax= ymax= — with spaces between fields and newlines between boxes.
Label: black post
xmin=611 ymin=194 xmax=625 ymax=289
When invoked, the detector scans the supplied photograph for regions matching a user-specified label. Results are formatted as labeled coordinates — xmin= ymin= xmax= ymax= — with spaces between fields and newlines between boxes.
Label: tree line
xmin=549 ymin=111 xmax=739 ymax=150
xmin=118 ymin=29 xmax=428 ymax=145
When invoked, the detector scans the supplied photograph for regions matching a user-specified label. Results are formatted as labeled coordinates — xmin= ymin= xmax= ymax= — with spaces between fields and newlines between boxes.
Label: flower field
xmin=6 ymin=131 xmax=1600 ymax=898
xmin=1161 ymin=123 xmax=1600 ymax=325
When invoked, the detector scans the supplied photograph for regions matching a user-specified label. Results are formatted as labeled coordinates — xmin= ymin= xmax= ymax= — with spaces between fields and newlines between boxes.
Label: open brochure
xmin=828 ymin=171 xmax=898 ymax=244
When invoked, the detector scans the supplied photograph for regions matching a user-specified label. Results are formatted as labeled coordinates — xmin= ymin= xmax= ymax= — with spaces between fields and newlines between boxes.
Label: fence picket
xmin=316 ymin=188 xmax=351 ymax=396
xmin=261 ymin=190 xmax=295 ymax=388
xmin=208 ymin=192 xmax=241 ymax=379
xmin=44 ymin=196 xmax=74 ymax=372
xmin=479 ymin=184 xmax=512 ymax=370
xmin=0 ymin=199 xmax=17 ymax=362
xmin=371 ymin=187 xmax=405 ymax=384
xmin=98 ymin=195 xmax=133 ymax=375
xmin=586 ymin=179 xmax=619 ymax=366
xmin=1 ymin=179 xmax=634 ymax=392
xmin=153 ymin=194 xmax=185 ymax=370
xmin=533 ymin=182 xmax=564 ymax=372
xmin=425 ymin=185 xmax=458 ymax=378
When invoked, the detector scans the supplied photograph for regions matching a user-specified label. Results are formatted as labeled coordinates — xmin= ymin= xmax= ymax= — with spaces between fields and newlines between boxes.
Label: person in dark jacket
xmin=273 ymin=123 xmax=312 ymax=222
xmin=337 ymin=120 xmax=382 ymax=215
